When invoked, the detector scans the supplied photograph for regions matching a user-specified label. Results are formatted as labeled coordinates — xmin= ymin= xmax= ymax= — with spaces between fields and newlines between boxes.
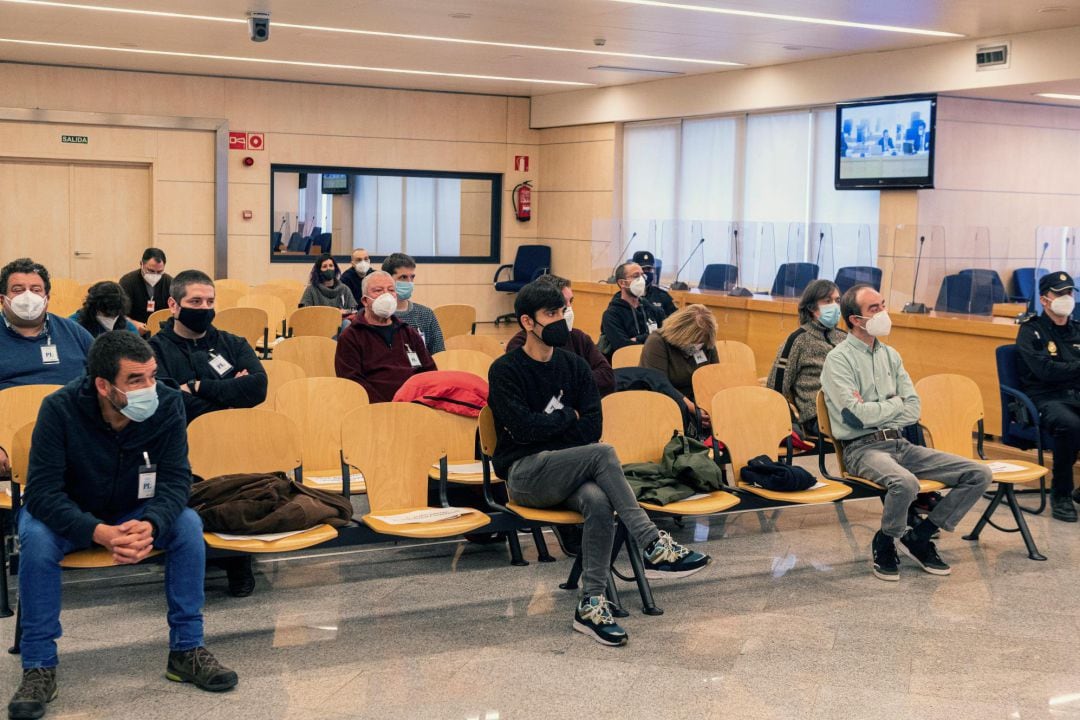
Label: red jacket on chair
xmin=334 ymin=313 xmax=436 ymax=402
xmin=393 ymin=370 xmax=488 ymax=418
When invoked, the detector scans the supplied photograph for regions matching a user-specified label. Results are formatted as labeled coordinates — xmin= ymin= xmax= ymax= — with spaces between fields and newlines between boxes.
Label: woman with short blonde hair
xmin=640 ymin=304 xmax=719 ymax=424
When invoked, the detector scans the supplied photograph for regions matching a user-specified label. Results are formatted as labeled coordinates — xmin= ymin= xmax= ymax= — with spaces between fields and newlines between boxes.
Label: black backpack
xmin=739 ymin=455 xmax=816 ymax=492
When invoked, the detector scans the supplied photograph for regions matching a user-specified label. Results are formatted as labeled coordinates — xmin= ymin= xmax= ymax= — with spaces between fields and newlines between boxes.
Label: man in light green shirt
xmin=821 ymin=284 xmax=991 ymax=582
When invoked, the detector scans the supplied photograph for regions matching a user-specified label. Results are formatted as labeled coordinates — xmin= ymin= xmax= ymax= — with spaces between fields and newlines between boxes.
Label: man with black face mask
xmin=487 ymin=280 xmax=710 ymax=648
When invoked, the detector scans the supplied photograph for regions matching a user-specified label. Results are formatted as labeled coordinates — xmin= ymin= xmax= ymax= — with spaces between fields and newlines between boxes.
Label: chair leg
xmin=1014 ymin=476 xmax=1048 ymax=515
xmin=605 ymin=573 xmax=628 ymax=618
xmin=506 ymin=531 xmax=528 ymax=567
xmin=0 ymin=516 xmax=11 ymax=619
xmin=1004 ymin=484 xmax=1047 ymax=561
xmin=963 ymin=485 xmax=1007 ymax=542
xmin=531 ymin=528 xmax=556 ymax=563
xmin=559 ymin=555 xmax=582 ymax=591
xmin=616 ymin=524 xmax=662 ymax=616
xmin=8 ymin=602 xmax=20 ymax=655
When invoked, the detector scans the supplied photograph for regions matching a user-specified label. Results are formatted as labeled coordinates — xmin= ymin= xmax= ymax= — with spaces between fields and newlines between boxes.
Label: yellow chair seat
xmin=0 ymin=493 xmax=11 ymax=511
xmin=203 ymin=524 xmax=338 ymax=552
xmin=844 ymin=475 xmax=946 ymax=493
xmin=981 ymin=459 xmax=1048 ymax=485
xmin=60 ymin=548 xmax=163 ymax=569
xmin=736 ymin=478 xmax=852 ymax=504
xmin=640 ymin=490 xmax=740 ymax=515
xmin=505 ymin=501 xmax=583 ymax=525
xmin=362 ymin=507 xmax=490 ymax=538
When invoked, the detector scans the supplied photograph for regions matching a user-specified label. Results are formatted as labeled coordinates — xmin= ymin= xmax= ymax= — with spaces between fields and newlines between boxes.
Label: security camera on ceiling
xmin=248 ymin=11 xmax=270 ymax=42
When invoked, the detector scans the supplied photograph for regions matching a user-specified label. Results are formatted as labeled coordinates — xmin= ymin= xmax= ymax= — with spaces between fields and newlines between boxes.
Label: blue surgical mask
xmin=818 ymin=303 xmax=841 ymax=329
xmin=112 ymin=384 xmax=159 ymax=423
xmin=394 ymin=280 xmax=414 ymax=300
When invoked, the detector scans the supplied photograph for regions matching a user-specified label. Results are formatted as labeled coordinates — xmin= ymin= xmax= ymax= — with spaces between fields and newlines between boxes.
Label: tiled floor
xmin=2 ymin=483 xmax=1078 ymax=720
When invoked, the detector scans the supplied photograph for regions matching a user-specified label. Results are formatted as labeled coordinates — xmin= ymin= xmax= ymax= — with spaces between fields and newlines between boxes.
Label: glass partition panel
xmin=936 ymin=225 xmax=995 ymax=317
xmin=1032 ymin=226 xmax=1079 ymax=317
xmin=888 ymin=224 xmax=946 ymax=313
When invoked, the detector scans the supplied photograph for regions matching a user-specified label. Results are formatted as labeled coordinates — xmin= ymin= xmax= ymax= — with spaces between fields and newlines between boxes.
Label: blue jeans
xmin=17 ymin=506 xmax=206 ymax=669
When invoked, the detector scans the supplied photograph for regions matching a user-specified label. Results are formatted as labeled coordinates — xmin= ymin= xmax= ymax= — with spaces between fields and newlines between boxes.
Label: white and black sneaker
xmin=898 ymin=530 xmax=951 ymax=576
xmin=643 ymin=531 xmax=710 ymax=579
xmin=573 ymin=596 xmax=628 ymax=647
xmin=871 ymin=530 xmax=899 ymax=582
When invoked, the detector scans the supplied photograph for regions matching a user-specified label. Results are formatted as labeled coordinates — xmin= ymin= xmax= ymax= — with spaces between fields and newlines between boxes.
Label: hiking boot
xmin=573 ymin=596 xmax=627 ymax=647
xmin=553 ymin=525 xmax=582 ymax=558
xmin=898 ymin=530 xmax=951 ymax=576
xmin=223 ymin=557 xmax=255 ymax=598
xmin=871 ymin=530 xmax=899 ymax=582
xmin=8 ymin=668 xmax=56 ymax=720
xmin=642 ymin=531 xmax=710 ymax=579
xmin=1052 ymin=496 xmax=1078 ymax=523
xmin=166 ymin=647 xmax=238 ymax=692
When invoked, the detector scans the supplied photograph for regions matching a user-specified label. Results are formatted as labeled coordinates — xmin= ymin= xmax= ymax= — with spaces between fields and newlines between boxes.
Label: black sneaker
xmin=642 ymin=531 xmax=710 ymax=579
xmin=223 ymin=557 xmax=256 ymax=598
xmin=573 ymin=596 xmax=627 ymax=647
xmin=912 ymin=491 xmax=943 ymax=515
xmin=553 ymin=525 xmax=582 ymax=558
xmin=1072 ymin=487 xmax=1080 ymax=506
xmin=8 ymin=668 xmax=57 ymax=720
xmin=898 ymin=530 xmax=951 ymax=576
xmin=166 ymin=647 xmax=238 ymax=692
xmin=871 ymin=530 xmax=899 ymax=582
xmin=1052 ymin=496 xmax=1078 ymax=523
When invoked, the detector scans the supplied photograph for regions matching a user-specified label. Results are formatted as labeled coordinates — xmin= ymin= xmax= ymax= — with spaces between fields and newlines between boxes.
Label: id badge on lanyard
xmin=405 ymin=343 xmax=422 ymax=368
xmin=138 ymin=452 xmax=157 ymax=499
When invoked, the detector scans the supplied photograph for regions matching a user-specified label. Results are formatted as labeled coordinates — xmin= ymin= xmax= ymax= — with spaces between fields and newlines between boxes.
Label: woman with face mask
xmin=299 ymin=253 xmax=357 ymax=315
xmin=766 ymin=279 xmax=846 ymax=438
xmin=639 ymin=304 xmax=719 ymax=430
xmin=70 ymin=281 xmax=139 ymax=338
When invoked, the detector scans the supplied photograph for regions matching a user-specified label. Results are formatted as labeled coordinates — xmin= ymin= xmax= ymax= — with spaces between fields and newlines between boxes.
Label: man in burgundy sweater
xmin=505 ymin=275 xmax=615 ymax=396
xmin=335 ymin=271 xmax=436 ymax=402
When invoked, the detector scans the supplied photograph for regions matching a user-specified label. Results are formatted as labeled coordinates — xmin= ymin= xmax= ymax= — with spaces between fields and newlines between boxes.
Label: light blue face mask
xmin=818 ymin=303 xmax=841 ymax=329
xmin=112 ymin=384 xmax=159 ymax=423
xmin=394 ymin=280 xmax=414 ymax=300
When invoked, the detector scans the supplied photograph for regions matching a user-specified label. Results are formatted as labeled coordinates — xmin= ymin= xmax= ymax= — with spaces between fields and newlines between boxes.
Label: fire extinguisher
xmin=512 ymin=181 xmax=532 ymax=222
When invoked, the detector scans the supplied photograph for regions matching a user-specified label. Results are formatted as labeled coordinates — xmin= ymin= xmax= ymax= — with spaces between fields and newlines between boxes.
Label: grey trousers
xmin=845 ymin=439 xmax=993 ymax=538
xmin=508 ymin=444 xmax=660 ymax=598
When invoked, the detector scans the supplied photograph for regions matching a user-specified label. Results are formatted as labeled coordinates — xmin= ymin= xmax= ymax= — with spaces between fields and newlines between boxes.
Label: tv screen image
xmin=835 ymin=95 xmax=936 ymax=189
xmin=321 ymin=173 xmax=350 ymax=194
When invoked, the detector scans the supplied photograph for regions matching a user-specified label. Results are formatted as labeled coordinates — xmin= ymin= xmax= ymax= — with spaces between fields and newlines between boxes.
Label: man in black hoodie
xmin=149 ymin=269 xmax=267 ymax=597
xmin=9 ymin=332 xmax=236 ymax=720
xmin=599 ymin=261 xmax=665 ymax=359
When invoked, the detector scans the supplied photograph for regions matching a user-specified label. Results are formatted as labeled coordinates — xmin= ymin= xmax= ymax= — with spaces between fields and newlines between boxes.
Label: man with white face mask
xmin=821 ymin=284 xmax=991 ymax=582
xmin=599 ymin=262 xmax=665 ymax=360
xmin=118 ymin=248 xmax=172 ymax=332
xmin=1017 ymin=271 xmax=1080 ymax=521
xmin=334 ymin=270 xmax=436 ymax=402
xmin=339 ymin=247 xmax=374 ymax=305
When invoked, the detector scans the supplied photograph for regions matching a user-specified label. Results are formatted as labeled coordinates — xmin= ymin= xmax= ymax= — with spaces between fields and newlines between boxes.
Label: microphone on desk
xmin=814 ymin=230 xmax=825 ymax=269
xmin=902 ymin=235 xmax=929 ymax=314
xmin=1015 ymin=240 xmax=1051 ymax=324
xmin=605 ymin=232 xmax=637 ymax=283
xmin=727 ymin=226 xmax=753 ymax=297
xmin=669 ymin=238 xmax=705 ymax=291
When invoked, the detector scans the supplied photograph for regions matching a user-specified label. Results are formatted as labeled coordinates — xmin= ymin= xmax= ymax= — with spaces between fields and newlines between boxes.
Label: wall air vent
xmin=975 ymin=42 xmax=1010 ymax=70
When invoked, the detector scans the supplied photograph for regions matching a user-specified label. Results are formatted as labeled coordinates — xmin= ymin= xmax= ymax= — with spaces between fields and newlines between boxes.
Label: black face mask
xmin=178 ymin=307 xmax=215 ymax=334
xmin=532 ymin=317 xmax=570 ymax=347
xmin=320 ymin=269 xmax=337 ymax=282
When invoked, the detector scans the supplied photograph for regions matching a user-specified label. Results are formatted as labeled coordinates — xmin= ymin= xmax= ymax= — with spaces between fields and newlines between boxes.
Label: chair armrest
xmin=480 ymin=455 xmax=509 ymax=513
xmin=529 ymin=266 xmax=550 ymax=282
xmin=493 ymin=264 xmax=514 ymax=284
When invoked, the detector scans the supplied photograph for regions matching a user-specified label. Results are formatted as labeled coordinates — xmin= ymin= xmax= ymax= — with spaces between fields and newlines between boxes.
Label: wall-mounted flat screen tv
xmin=321 ymin=173 xmax=350 ymax=195
xmin=835 ymin=94 xmax=936 ymax=189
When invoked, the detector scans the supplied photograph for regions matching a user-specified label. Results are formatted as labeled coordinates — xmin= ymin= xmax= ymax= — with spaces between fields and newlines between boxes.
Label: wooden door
xmin=70 ymin=164 xmax=151 ymax=283
xmin=0 ymin=160 xmax=73 ymax=277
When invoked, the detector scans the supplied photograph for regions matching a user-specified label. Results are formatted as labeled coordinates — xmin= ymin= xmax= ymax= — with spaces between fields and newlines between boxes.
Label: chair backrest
xmin=478 ymin=405 xmax=498 ymax=458
xmin=1010 ymin=267 xmax=1048 ymax=303
xmin=914 ymin=374 xmax=979 ymax=459
xmin=698 ymin=264 xmax=738 ymax=291
xmin=10 ymin=421 xmax=34 ymax=487
xmin=213 ymin=287 xmax=245 ymax=311
xmin=815 ymin=390 xmax=850 ymax=475
xmin=213 ymin=279 xmax=251 ymax=295
xmin=264 ymin=278 xmax=306 ymax=293
xmin=611 ymin=344 xmax=644 ymax=369
xmin=262 ymin=284 xmax=305 ymax=314
xmin=257 ymin=359 xmax=306 ymax=410
xmin=238 ymin=293 xmax=288 ymax=339
xmin=275 ymin=377 xmax=369 ymax=471
xmin=433 ymin=304 xmax=476 ymax=340
xmin=601 ymin=391 xmax=684 ymax=463
xmin=995 ymin=343 xmax=1036 ymax=445
xmin=187 ymin=408 xmax=302 ymax=479
xmin=47 ymin=293 xmax=82 ymax=317
xmin=834 ymin=266 xmax=882 ymax=294
xmin=445 ymin=334 xmax=503 ymax=358
xmin=145 ymin=308 xmax=172 ymax=335
xmin=512 ymin=245 xmax=552 ymax=284
xmin=272 ymin=336 xmax=338 ymax=378
xmin=711 ymin=386 xmax=793 ymax=480
xmin=770 ymin=263 xmax=820 ymax=297
xmin=431 ymin=349 xmax=492 ymax=379
xmin=288 ymin=305 xmax=342 ymax=338
xmin=0 ymin=384 xmax=62 ymax=460
xmin=437 ymin=410 xmax=480 ymax=462
xmin=692 ymin=362 xmax=759 ymax=406
xmin=340 ymin=403 xmax=447 ymax=512
xmin=714 ymin=340 xmax=755 ymax=373
xmin=49 ymin=277 xmax=81 ymax=297
xmin=213 ymin=307 xmax=267 ymax=350
xmin=936 ymin=269 xmax=1007 ymax=314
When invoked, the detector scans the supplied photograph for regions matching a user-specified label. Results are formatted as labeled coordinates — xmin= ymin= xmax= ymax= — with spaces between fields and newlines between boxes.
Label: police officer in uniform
xmin=1017 ymin=271 xmax=1080 ymax=522
xmin=631 ymin=250 xmax=677 ymax=320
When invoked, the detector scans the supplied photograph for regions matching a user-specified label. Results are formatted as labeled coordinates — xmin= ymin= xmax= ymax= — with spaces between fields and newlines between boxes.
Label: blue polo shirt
xmin=0 ymin=313 xmax=94 ymax=390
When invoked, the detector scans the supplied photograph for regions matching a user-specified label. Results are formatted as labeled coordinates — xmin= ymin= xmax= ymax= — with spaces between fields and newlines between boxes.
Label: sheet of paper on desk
xmin=987 ymin=461 xmax=1027 ymax=473
xmin=371 ymin=508 xmax=468 ymax=524
xmin=212 ymin=529 xmax=310 ymax=542
xmin=432 ymin=462 xmax=485 ymax=474
xmin=306 ymin=472 xmax=365 ymax=486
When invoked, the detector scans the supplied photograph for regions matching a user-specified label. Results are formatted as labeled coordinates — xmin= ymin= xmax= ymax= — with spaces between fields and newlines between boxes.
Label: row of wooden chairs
xmin=612 ymin=339 xmax=757 ymax=373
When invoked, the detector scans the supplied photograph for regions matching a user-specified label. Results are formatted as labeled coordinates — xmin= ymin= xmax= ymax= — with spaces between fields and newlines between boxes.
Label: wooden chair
xmin=213 ymin=287 xmax=244 ymax=311
xmin=46 ymin=293 xmax=82 ymax=318
xmin=692 ymin=362 xmax=759 ymax=407
xmin=0 ymin=385 xmax=63 ymax=471
xmin=238 ymin=293 xmax=288 ymax=346
xmin=257 ymin=359 xmax=306 ymax=410
xmin=213 ymin=279 xmax=251 ymax=295
xmin=714 ymin=340 xmax=756 ymax=374
xmin=252 ymin=284 xmax=302 ymax=315
xmin=213 ymin=307 xmax=267 ymax=352
xmin=431 ymin=349 xmax=492 ymax=379
xmin=145 ymin=308 xmax=172 ymax=335
xmin=915 ymin=373 xmax=1047 ymax=560
xmin=272 ymin=336 xmax=337 ymax=378
xmin=433 ymin=304 xmax=476 ymax=340
xmin=287 ymin=306 xmax=342 ymax=338
xmin=341 ymin=403 xmax=490 ymax=538
xmin=711 ymin=386 xmax=851 ymax=504
xmin=611 ymin=344 xmax=644 ymax=369
xmin=275 ymin=377 xmax=369 ymax=494
xmin=264 ymin=278 xmax=306 ymax=294
xmin=48 ymin=277 xmax=80 ymax=297
xmin=445 ymin=334 xmax=504 ymax=358
xmin=187 ymin=408 xmax=339 ymax=552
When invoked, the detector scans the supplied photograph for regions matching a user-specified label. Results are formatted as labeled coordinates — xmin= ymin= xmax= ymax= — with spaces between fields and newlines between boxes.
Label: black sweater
xmin=149 ymin=319 xmax=268 ymax=422
xmin=26 ymin=377 xmax=191 ymax=547
xmin=600 ymin=294 xmax=665 ymax=358
xmin=487 ymin=347 xmax=602 ymax=479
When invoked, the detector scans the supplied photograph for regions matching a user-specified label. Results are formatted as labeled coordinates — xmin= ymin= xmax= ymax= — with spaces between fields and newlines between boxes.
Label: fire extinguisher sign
xmin=514 ymin=155 xmax=529 ymax=172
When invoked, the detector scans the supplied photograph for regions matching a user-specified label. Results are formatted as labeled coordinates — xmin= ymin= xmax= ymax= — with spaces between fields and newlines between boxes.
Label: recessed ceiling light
xmin=610 ymin=0 xmax=965 ymax=38
xmin=1034 ymin=92 xmax=1080 ymax=100
xmin=448 ymin=12 xmax=472 ymax=20
xmin=0 ymin=0 xmax=743 ymax=67
xmin=0 ymin=38 xmax=594 ymax=86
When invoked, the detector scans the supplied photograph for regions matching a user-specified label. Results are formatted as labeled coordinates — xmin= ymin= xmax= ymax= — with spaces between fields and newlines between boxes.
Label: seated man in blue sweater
xmin=487 ymin=280 xmax=710 ymax=647
xmin=9 ymin=332 xmax=237 ymax=720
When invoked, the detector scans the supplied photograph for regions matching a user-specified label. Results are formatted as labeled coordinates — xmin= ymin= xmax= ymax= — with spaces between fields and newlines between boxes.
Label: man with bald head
xmin=340 ymin=248 xmax=374 ymax=305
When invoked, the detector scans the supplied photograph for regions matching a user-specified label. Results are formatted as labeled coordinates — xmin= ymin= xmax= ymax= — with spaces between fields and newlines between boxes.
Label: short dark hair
xmin=141 ymin=248 xmax=167 ymax=265
xmin=87 ymin=330 xmax=154 ymax=383
xmin=382 ymin=252 xmax=416 ymax=276
xmin=170 ymin=269 xmax=214 ymax=303
xmin=79 ymin=282 xmax=130 ymax=326
xmin=798 ymin=279 xmax=839 ymax=325
xmin=309 ymin=253 xmax=340 ymax=286
xmin=536 ymin=274 xmax=572 ymax=293
xmin=514 ymin=280 xmax=566 ymax=329
xmin=0 ymin=258 xmax=51 ymax=296
xmin=614 ymin=262 xmax=635 ymax=283
xmin=840 ymin=283 xmax=873 ymax=329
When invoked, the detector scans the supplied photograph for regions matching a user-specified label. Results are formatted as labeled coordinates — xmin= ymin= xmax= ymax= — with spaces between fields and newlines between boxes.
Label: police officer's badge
xmin=1049 ymin=340 xmax=1059 ymax=356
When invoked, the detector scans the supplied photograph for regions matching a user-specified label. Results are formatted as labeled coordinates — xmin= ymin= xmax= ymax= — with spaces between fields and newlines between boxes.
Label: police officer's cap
xmin=631 ymin=250 xmax=655 ymax=268
xmin=1040 ymin=271 xmax=1075 ymax=296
